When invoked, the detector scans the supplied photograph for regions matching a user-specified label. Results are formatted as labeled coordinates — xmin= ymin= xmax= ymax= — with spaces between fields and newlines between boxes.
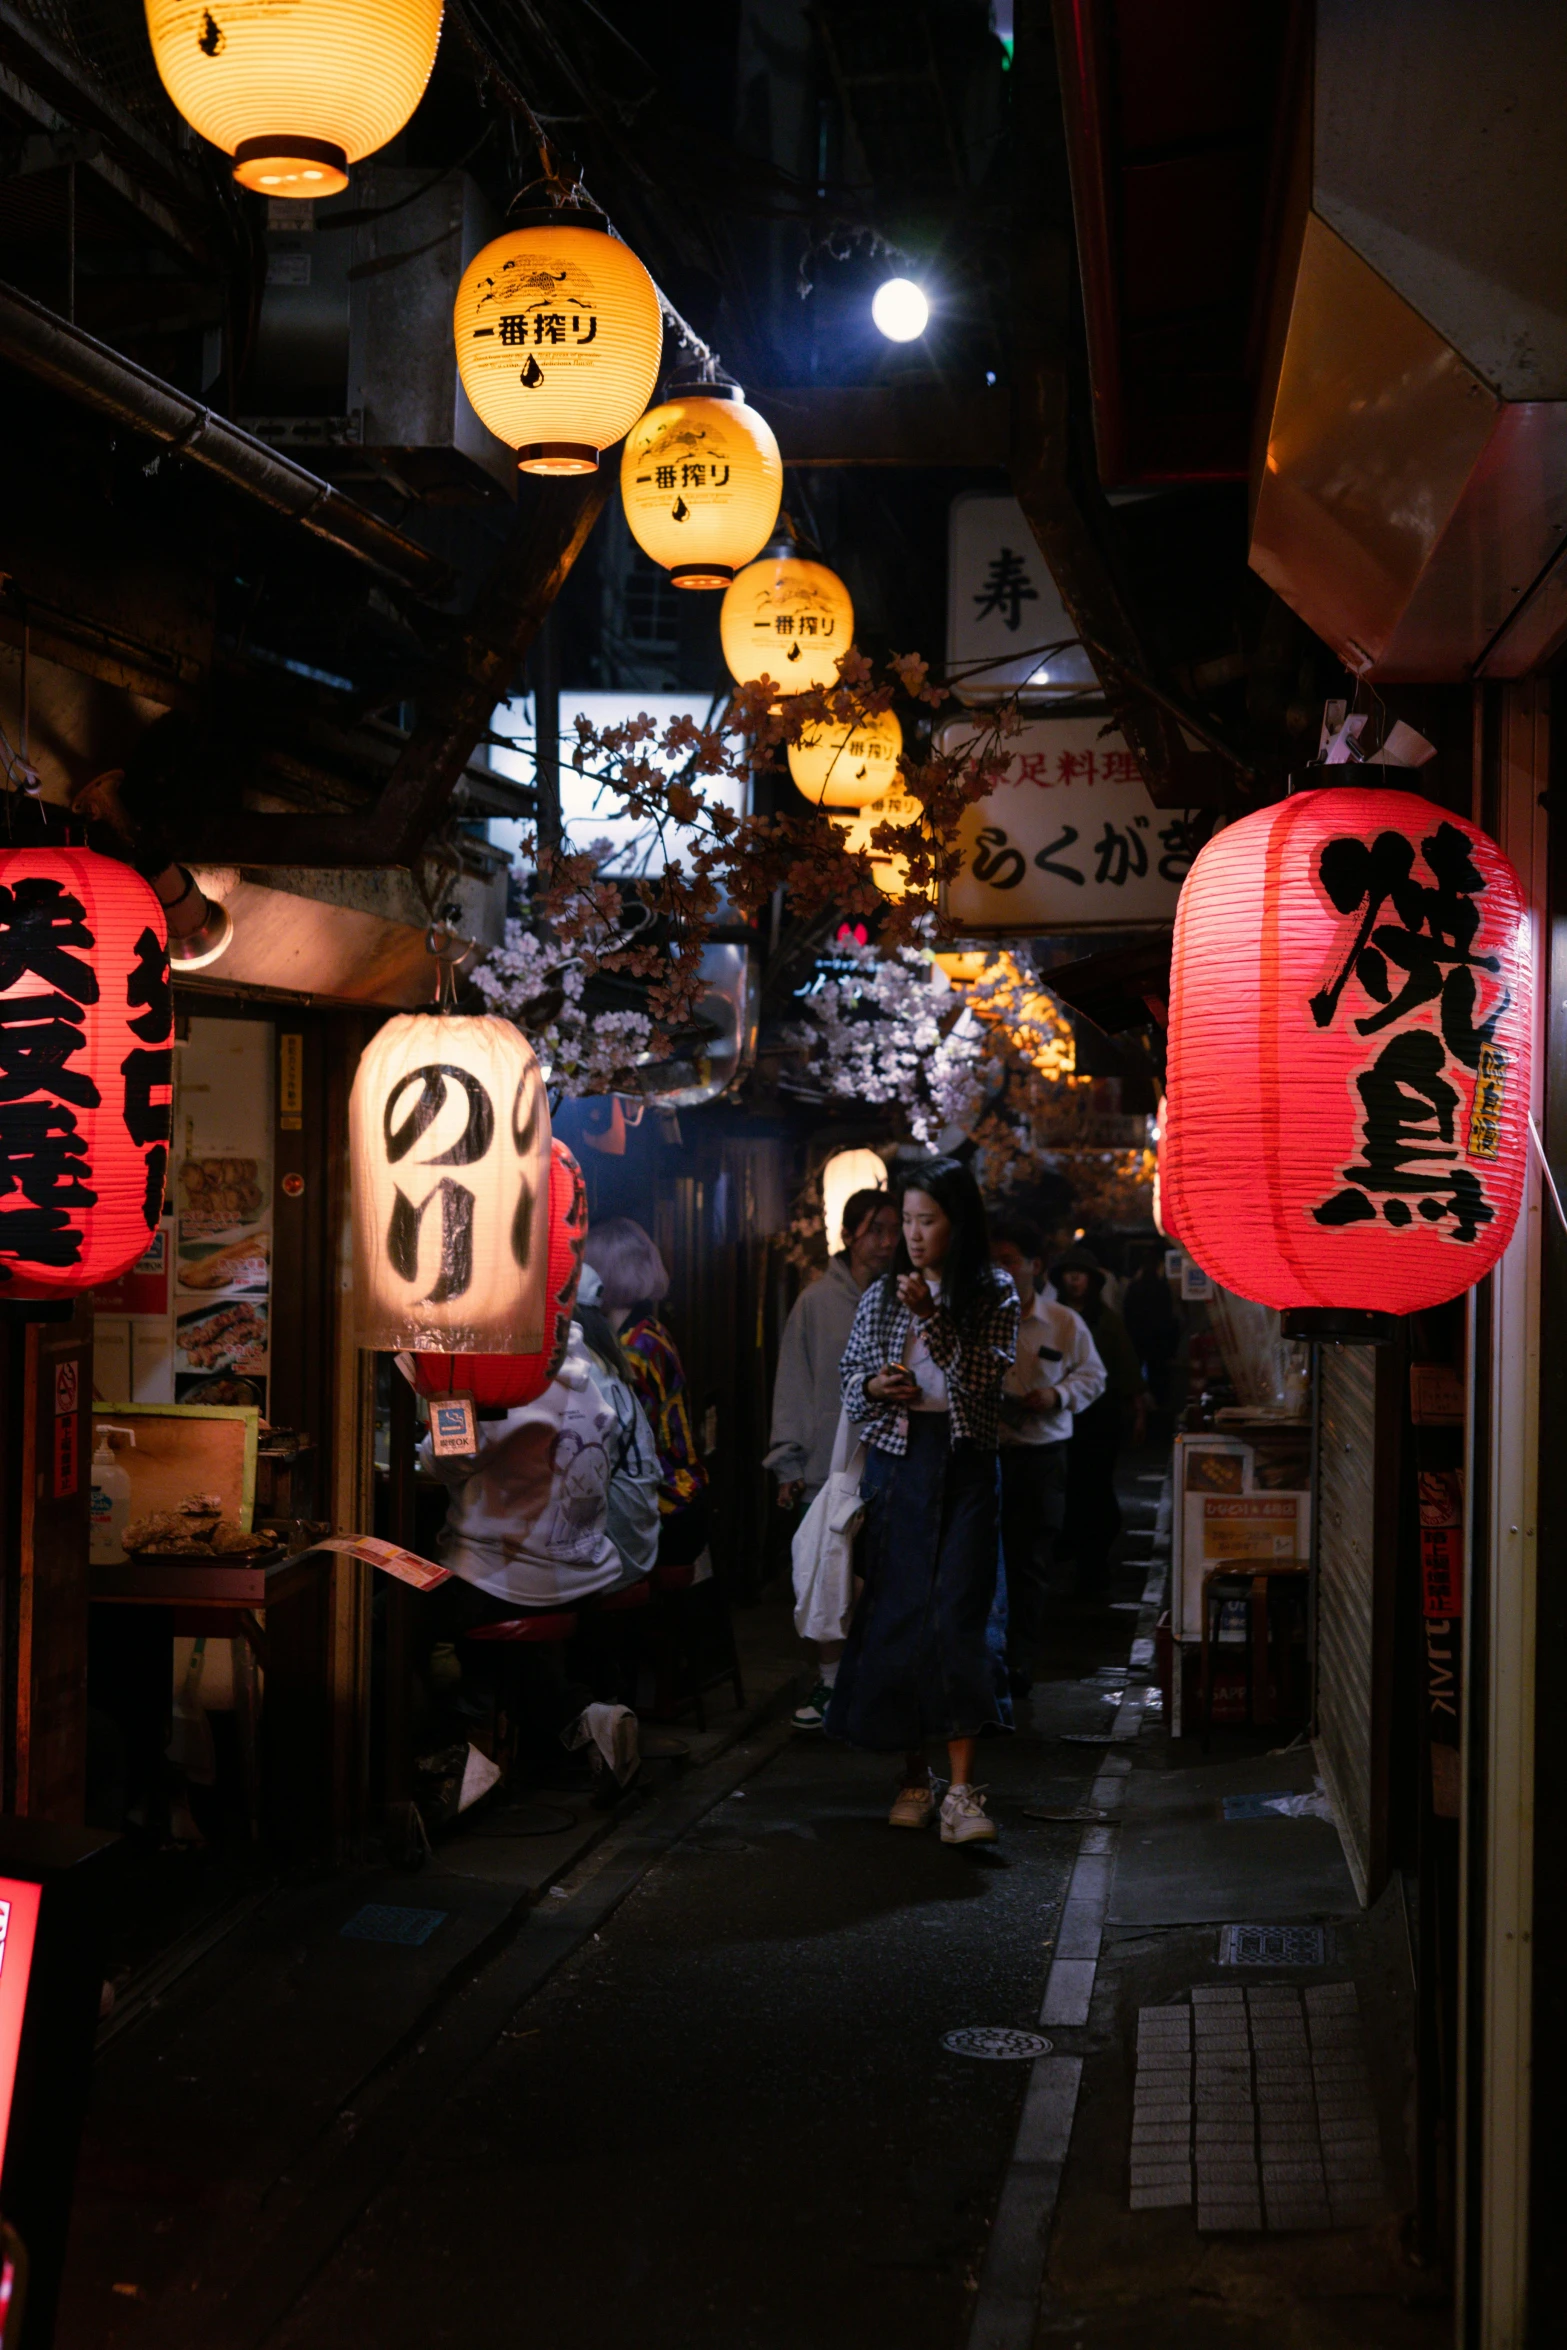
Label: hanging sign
xmin=350 ymin=1013 xmax=553 ymax=1354
xmin=946 ymin=495 xmax=1098 ymax=701
xmin=938 ymin=717 xmax=1204 ymax=934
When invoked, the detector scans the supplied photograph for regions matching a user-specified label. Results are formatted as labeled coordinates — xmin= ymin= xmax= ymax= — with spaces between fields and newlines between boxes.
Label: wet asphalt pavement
xmin=267 ymin=1721 xmax=1103 ymax=2350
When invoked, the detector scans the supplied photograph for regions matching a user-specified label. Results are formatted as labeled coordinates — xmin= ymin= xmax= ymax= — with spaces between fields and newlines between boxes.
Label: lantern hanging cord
xmin=450 ymin=0 xmax=728 ymax=384
xmin=1528 ymin=1113 xmax=1567 ymax=1234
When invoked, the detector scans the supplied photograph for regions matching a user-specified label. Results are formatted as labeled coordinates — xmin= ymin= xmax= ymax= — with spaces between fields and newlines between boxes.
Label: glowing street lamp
xmin=871 ymin=278 xmax=929 ymax=342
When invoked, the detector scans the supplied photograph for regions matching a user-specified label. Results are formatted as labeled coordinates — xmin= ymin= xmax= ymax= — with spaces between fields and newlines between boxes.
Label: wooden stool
xmin=1198 ymin=1564 xmax=1309 ymax=1749
xmin=463 ymin=1610 xmax=580 ymax=1773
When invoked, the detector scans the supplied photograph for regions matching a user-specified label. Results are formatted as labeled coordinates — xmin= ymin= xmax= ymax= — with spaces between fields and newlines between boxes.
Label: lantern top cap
xmin=504 ymin=202 xmax=613 ymax=234
xmin=660 ymin=372 xmax=743 ymax=403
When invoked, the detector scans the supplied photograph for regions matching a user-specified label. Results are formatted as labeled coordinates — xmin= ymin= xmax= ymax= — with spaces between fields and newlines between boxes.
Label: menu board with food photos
xmin=94 ymin=1018 xmax=275 ymax=1413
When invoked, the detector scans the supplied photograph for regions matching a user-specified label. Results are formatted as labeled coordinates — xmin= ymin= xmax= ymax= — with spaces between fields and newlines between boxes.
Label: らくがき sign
xmin=1162 ymin=788 xmax=1531 ymax=1315
xmin=940 ymin=717 xmax=1204 ymax=933
xmin=350 ymin=1014 xmax=553 ymax=1353
xmin=0 ymin=850 xmax=173 ymax=1297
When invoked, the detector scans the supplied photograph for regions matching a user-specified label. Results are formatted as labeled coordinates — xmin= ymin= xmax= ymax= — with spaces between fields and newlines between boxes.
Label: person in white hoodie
xmin=765 ymin=1186 xmax=900 ymax=1729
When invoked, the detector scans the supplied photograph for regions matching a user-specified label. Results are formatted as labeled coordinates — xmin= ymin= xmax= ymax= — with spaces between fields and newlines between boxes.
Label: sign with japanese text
xmin=938 ymin=718 xmax=1202 ymax=933
xmin=946 ymin=495 xmax=1098 ymax=700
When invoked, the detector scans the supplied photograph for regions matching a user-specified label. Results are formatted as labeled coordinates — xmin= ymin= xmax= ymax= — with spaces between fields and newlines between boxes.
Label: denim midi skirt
xmin=824 ymin=1412 xmax=1006 ymax=1752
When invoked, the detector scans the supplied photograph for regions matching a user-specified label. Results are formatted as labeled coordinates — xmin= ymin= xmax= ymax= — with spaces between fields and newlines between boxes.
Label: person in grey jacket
xmin=765 ymin=1186 xmax=900 ymax=1729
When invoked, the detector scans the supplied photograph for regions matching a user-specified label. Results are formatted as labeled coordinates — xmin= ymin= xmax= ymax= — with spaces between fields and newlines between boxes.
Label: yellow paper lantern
xmin=350 ymin=1014 xmax=553 ymax=1353
xmin=720 ymin=551 xmax=854 ymax=693
xmin=620 ymin=387 xmax=782 ymax=589
xmin=831 ymin=789 xmax=924 ymax=901
xmin=933 ymin=949 xmax=989 ymax=984
xmin=144 ymin=0 xmax=442 ymax=197
xmin=454 ymin=215 xmax=664 ymax=475
xmin=788 ymin=708 xmax=903 ymax=808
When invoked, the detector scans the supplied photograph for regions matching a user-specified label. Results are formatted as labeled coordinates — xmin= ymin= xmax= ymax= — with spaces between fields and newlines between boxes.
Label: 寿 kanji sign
xmin=947 ymin=495 xmax=1098 ymax=700
xmin=940 ymin=717 xmax=1204 ymax=933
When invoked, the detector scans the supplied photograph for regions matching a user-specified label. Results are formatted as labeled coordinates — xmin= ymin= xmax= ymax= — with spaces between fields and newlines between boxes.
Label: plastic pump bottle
xmin=89 ymin=1426 xmax=135 ymax=1565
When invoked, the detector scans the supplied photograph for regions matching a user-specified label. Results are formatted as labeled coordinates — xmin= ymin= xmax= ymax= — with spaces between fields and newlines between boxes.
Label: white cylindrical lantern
xmin=350 ymin=1014 xmax=553 ymax=1353
xmin=620 ymin=386 xmax=782 ymax=588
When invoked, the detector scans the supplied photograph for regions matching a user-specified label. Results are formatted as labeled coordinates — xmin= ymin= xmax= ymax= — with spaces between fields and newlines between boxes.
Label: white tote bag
xmin=791 ymin=1411 xmax=866 ymax=1642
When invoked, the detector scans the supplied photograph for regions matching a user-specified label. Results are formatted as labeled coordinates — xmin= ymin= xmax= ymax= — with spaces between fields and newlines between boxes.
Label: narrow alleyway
xmin=59 ymin=1469 xmax=1447 ymax=2350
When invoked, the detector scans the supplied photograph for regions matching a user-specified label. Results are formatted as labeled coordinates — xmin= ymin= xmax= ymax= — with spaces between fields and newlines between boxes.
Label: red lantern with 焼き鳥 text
xmin=0 ymin=849 xmax=172 ymax=1297
xmin=410 ymin=1140 xmax=588 ymax=1407
xmin=1162 ymin=788 xmax=1531 ymax=1317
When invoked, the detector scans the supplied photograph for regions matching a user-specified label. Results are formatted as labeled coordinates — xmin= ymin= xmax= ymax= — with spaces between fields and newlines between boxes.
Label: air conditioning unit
xmin=240 ymin=167 xmax=513 ymax=502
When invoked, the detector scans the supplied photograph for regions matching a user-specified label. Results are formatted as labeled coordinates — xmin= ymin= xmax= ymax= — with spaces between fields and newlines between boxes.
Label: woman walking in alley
xmin=766 ymin=1184 xmax=901 ymax=1729
xmin=829 ymin=1157 xmax=1019 ymax=1845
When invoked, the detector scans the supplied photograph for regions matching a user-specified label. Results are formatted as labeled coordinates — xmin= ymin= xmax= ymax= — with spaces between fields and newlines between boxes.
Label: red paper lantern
xmin=410 ymin=1140 xmax=587 ymax=1406
xmin=0 ymin=848 xmax=172 ymax=1298
xmin=1163 ymin=787 xmax=1531 ymax=1314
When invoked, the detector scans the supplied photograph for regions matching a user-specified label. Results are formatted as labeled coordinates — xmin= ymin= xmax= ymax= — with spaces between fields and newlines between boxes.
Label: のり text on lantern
xmin=1309 ymin=822 xmax=1510 ymax=1244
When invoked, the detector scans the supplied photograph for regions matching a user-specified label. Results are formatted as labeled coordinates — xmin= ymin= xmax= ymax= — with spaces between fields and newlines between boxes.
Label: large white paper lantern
xmin=821 ymin=1148 xmax=887 ymax=1255
xmin=350 ymin=1014 xmax=553 ymax=1353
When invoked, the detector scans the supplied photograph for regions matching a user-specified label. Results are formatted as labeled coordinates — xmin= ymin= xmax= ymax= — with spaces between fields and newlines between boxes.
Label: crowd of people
xmin=408 ymin=1157 xmax=1170 ymax=1843
xmin=768 ymin=1160 xmax=1168 ymax=1846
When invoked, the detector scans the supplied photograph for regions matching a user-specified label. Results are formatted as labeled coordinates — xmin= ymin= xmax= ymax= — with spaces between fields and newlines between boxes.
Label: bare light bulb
xmin=871 ymin=278 xmax=929 ymax=341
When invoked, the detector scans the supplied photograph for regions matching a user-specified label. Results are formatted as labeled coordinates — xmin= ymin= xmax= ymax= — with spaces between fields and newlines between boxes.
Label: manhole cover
xmin=1218 ymin=1923 xmax=1330 ymax=1967
xmin=941 ymin=2027 xmax=1053 ymax=2061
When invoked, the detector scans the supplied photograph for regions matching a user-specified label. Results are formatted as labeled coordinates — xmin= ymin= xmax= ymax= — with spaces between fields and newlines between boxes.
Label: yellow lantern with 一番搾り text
xmin=721 ymin=551 xmax=853 ymax=695
xmin=621 ymin=387 xmax=782 ymax=588
xmin=788 ymin=708 xmax=902 ymax=807
xmin=454 ymin=213 xmax=664 ymax=476
xmin=144 ymin=0 xmax=443 ymax=197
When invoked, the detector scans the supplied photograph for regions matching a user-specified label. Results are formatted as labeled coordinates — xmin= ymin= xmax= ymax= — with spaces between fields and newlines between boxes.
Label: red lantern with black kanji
xmin=1162 ymin=788 xmax=1531 ymax=1314
xmin=0 ymin=848 xmax=172 ymax=1298
xmin=410 ymin=1140 xmax=588 ymax=1407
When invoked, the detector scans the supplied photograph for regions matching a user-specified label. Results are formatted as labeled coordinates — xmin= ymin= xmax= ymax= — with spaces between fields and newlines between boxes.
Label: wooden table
xmin=88 ymin=1542 xmax=337 ymax=1853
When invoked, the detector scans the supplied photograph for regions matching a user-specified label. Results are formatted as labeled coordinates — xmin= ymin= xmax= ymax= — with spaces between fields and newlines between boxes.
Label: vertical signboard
xmin=947 ymin=494 xmax=1098 ymax=700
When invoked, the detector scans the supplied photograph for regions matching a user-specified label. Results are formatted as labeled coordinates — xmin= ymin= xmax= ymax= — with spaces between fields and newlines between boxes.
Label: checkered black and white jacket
xmin=840 ymin=1265 xmax=1020 ymax=1455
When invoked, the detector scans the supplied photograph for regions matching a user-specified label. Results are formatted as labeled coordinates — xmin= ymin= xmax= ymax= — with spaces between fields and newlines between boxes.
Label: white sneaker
xmin=940 ymin=1784 xmax=998 ymax=1845
xmin=888 ymin=1776 xmax=938 ymax=1829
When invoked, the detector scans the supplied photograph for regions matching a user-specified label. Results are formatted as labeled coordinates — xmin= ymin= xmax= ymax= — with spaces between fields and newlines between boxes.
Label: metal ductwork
xmin=1251 ymin=0 xmax=1567 ymax=681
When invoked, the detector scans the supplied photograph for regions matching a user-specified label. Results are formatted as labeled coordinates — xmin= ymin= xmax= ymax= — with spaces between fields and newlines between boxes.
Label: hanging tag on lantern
xmin=428 ymin=1393 xmax=479 ymax=1459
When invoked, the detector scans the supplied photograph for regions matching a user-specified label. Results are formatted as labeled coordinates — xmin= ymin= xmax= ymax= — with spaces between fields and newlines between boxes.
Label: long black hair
xmin=886 ymin=1156 xmax=997 ymax=1327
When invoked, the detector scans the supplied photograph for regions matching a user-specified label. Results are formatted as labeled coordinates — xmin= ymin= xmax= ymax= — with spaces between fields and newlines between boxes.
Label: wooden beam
xmin=176 ymin=473 xmax=610 ymax=867
xmin=763 ymin=383 xmax=1010 ymax=468
xmin=1009 ymin=0 xmax=1233 ymax=810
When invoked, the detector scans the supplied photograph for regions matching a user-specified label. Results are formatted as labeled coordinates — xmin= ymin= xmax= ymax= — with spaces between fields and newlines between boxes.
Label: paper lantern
xmin=454 ymin=216 xmax=663 ymax=475
xmin=821 ymin=1148 xmax=886 ymax=1255
xmin=0 ymin=849 xmax=172 ymax=1297
xmin=788 ymin=708 xmax=903 ymax=808
xmin=620 ymin=388 xmax=782 ymax=588
xmin=720 ymin=552 xmax=853 ymax=693
xmin=831 ymin=789 xmax=924 ymax=902
xmin=1163 ymin=787 xmax=1531 ymax=1314
xmin=410 ymin=1141 xmax=587 ymax=1406
xmin=350 ymin=1014 xmax=553 ymax=1352
xmin=144 ymin=0 xmax=442 ymax=197
xmin=932 ymin=949 xmax=989 ymax=985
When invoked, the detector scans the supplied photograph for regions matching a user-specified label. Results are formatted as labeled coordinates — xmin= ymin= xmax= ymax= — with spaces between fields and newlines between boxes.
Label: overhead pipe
xmin=0 ymin=277 xmax=451 ymax=600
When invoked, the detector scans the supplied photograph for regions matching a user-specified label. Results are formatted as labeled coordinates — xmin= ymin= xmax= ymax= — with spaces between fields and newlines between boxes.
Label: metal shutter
xmin=1315 ymin=1342 xmax=1379 ymax=1903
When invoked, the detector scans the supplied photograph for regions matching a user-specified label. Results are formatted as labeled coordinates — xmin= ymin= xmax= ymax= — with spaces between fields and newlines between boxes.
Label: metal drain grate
xmin=1218 ymin=1924 xmax=1330 ymax=1967
xmin=942 ymin=2026 xmax=1052 ymax=2061
xmin=340 ymin=1904 xmax=449 ymax=1947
